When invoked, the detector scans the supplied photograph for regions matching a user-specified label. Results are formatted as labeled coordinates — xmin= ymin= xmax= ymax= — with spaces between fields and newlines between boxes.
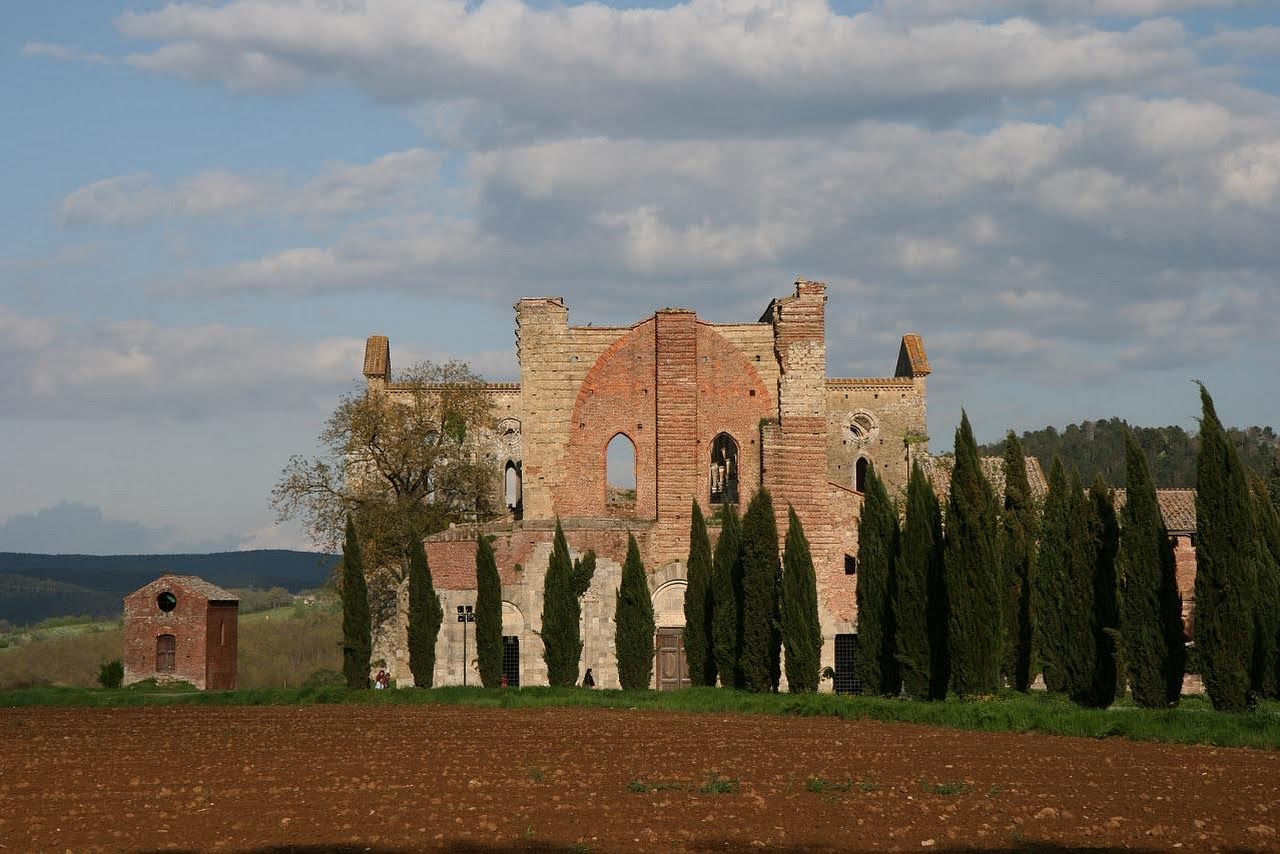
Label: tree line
xmin=858 ymin=385 xmax=1280 ymax=712
xmin=977 ymin=417 xmax=1280 ymax=509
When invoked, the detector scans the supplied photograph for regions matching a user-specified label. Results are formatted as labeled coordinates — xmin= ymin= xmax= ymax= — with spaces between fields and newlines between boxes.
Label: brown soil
xmin=1 ymin=704 xmax=1277 ymax=852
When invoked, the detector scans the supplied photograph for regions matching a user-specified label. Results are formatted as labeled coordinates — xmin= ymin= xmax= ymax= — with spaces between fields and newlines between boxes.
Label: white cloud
xmin=1202 ymin=25 xmax=1280 ymax=56
xmin=149 ymin=93 xmax=1279 ymax=391
xmin=0 ymin=304 xmax=513 ymax=419
xmin=885 ymin=0 xmax=1267 ymax=18
xmin=60 ymin=149 xmax=442 ymax=228
xmin=115 ymin=0 xmax=1198 ymax=138
xmin=21 ymin=42 xmax=112 ymax=65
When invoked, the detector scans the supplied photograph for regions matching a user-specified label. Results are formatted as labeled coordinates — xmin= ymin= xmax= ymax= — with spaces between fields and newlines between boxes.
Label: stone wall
xmin=362 ymin=278 xmax=936 ymax=692
xmin=826 ymin=377 xmax=928 ymax=500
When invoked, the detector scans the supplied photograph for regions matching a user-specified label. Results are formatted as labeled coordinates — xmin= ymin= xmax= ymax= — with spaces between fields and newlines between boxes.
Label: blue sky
xmin=1 ymin=0 xmax=1277 ymax=553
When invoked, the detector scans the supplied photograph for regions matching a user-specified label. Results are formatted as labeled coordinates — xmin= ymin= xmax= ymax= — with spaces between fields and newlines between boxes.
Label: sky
xmin=1 ymin=0 xmax=1278 ymax=554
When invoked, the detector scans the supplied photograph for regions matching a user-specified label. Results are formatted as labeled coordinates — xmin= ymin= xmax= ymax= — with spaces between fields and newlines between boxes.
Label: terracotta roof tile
xmin=895 ymin=334 xmax=931 ymax=378
xmin=1113 ymin=488 xmax=1197 ymax=534
xmin=920 ymin=455 xmax=1047 ymax=505
xmin=363 ymin=335 xmax=390 ymax=379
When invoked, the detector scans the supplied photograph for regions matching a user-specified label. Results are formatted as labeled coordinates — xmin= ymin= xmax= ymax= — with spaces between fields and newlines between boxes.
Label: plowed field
xmin=1 ymin=704 xmax=1277 ymax=852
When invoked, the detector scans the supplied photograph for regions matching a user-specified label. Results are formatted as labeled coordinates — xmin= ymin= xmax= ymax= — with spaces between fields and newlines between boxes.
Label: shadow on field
xmin=141 ymin=844 xmax=1198 ymax=854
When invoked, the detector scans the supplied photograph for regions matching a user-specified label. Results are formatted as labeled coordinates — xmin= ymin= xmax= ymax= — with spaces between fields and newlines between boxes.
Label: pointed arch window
xmin=710 ymin=433 xmax=740 ymax=505
xmin=606 ymin=433 xmax=637 ymax=513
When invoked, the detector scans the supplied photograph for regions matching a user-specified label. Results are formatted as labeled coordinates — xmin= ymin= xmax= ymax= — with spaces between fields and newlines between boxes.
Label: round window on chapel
xmin=157 ymin=592 xmax=177 ymax=613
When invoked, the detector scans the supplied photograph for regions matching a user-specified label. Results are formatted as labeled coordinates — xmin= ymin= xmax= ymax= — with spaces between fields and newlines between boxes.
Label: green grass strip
xmin=2 ymin=684 xmax=1278 ymax=750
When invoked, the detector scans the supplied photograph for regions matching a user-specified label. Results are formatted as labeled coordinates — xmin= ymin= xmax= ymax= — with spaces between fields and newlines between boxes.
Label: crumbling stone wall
xmin=363 ymin=279 xmax=933 ymax=690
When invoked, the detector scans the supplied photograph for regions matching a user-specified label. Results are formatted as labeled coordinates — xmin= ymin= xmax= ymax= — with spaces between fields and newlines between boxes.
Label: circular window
xmin=156 ymin=592 xmax=177 ymax=612
xmin=847 ymin=412 xmax=878 ymax=444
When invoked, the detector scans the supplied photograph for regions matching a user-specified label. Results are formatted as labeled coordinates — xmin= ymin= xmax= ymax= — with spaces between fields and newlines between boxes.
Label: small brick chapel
xmin=123 ymin=575 xmax=239 ymax=690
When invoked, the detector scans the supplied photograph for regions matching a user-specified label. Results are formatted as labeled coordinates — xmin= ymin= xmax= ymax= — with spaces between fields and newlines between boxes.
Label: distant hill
xmin=0 ymin=550 xmax=339 ymax=626
xmin=977 ymin=418 xmax=1280 ymax=496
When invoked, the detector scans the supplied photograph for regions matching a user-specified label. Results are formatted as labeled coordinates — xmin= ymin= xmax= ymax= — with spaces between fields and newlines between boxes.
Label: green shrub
xmin=97 ymin=659 xmax=123 ymax=689
xmin=303 ymin=668 xmax=346 ymax=688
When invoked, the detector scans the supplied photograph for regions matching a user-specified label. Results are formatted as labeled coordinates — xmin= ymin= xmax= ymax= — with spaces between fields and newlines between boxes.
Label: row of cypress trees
xmin=335 ymin=384 xmax=1276 ymax=707
xmin=681 ymin=490 xmax=823 ymax=692
xmin=854 ymin=384 xmax=1280 ymax=713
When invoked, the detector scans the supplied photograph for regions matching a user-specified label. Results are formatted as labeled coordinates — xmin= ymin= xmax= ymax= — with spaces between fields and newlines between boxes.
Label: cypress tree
xmin=474 ymin=535 xmax=503 ymax=688
xmin=615 ymin=533 xmax=656 ymax=690
xmin=1033 ymin=457 xmax=1072 ymax=695
xmin=1194 ymin=384 xmax=1257 ymax=712
xmin=857 ymin=464 xmax=900 ymax=696
xmin=711 ymin=504 xmax=744 ymax=688
xmin=340 ymin=515 xmax=372 ymax=689
xmin=407 ymin=531 xmax=444 ymax=688
xmin=1054 ymin=468 xmax=1109 ymax=707
xmin=896 ymin=462 xmax=944 ymax=700
xmin=944 ymin=411 xmax=1003 ymax=696
xmin=1086 ymin=475 xmax=1120 ymax=708
xmin=541 ymin=519 xmax=582 ymax=687
xmin=1249 ymin=476 xmax=1280 ymax=699
xmin=1000 ymin=432 xmax=1038 ymax=692
xmin=782 ymin=507 xmax=822 ymax=693
xmin=740 ymin=488 xmax=782 ymax=693
xmin=684 ymin=501 xmax=717 ymax=686
xmin=1117 ymin=429 xmax=1185 ymax=708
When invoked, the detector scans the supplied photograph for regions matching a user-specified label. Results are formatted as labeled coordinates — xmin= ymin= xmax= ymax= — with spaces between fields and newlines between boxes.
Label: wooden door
xmin=156 ymin=634 xmax=176 ymax=673
xmin=655 ymin=628 xmax=690 ymax=691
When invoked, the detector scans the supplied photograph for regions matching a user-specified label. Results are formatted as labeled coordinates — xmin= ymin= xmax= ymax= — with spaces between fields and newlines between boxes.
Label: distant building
xmin=123 ymin=575 xmax=238 ymax=690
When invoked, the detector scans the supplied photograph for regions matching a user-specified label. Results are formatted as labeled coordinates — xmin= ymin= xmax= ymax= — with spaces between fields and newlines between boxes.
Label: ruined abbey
xmin=364 ymin=279 xmax=938 ymax=689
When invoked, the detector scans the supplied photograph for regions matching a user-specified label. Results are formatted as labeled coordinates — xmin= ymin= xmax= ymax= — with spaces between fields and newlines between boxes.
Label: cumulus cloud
xmin=145 ymin=92 xmax=1279 ymax=390
xmin=115 ymin=0 xmax=1198 ymax=139
xmin=0 ymin=304 xmax=514 ymax=419
xmin=1202 ymin=24 xmax=1280 ymax=56
xmin=59 ymin=149 xmax=442 ymax=228
xmin=884 ymin=0 xmax=1263 ymax=18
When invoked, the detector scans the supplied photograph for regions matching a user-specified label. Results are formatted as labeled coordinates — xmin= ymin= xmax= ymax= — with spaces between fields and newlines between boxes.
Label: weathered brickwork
xmin=122 ymin=575 xmax=238 ymax=690
xmin=365 ymin=279 xmax=930 ymax=689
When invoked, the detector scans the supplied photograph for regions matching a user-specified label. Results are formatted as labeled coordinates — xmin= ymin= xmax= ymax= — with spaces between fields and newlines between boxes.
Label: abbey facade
xmin=363 ymin=279 xmax=936 ymax=690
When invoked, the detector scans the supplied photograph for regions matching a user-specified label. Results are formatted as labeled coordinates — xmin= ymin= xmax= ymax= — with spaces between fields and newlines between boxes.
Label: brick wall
xmin=122 ymin=578 xmax=236 ymax=690
xmin=205 ymin=603 xmax=238 ymax=690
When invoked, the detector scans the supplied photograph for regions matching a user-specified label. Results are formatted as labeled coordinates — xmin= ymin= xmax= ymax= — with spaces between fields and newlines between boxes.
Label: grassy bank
xmin=0 ymin=604 xmax=341 ymax=691
xmin=2 ymin=683 xmax=1277 ymax=750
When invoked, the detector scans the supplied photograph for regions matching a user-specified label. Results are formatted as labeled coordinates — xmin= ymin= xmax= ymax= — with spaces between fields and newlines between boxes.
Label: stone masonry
xmin=366 ymin=279 xmax=931 ymax=689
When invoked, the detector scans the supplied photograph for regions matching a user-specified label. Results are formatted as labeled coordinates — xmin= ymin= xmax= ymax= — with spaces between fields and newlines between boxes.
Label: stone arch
xmin=652 ymin=579 xmax=688 ymax=629
xmin=561 ymin=319 xmax=658 ymax=519
xmin=501 ymin=601 xmax=525 ymax=636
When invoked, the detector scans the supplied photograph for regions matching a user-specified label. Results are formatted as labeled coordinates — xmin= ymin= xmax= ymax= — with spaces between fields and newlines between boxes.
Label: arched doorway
xmin=501 ymin=602 xmax=524 ymax=687
xmin=709 ymin=433 xmax=740 ymax=506
xmin=606 ymin=433 xmax=637 ymax=515
xmin=652 ymin=580 xmax=690 ymax=691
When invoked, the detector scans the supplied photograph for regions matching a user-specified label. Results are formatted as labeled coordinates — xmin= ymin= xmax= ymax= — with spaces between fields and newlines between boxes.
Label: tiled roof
xmin=896 ymin=334 xmax=932 ymax=378
xmin=363 ymin=335 xmax=390 ymax=379
xmin=1113 ymin=488 xmax=1197 ymax=534
xmin=920 ymin=455 xmax=1048 ymax=504
xmin=150 ymin=575 xmax=239 ymax=602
